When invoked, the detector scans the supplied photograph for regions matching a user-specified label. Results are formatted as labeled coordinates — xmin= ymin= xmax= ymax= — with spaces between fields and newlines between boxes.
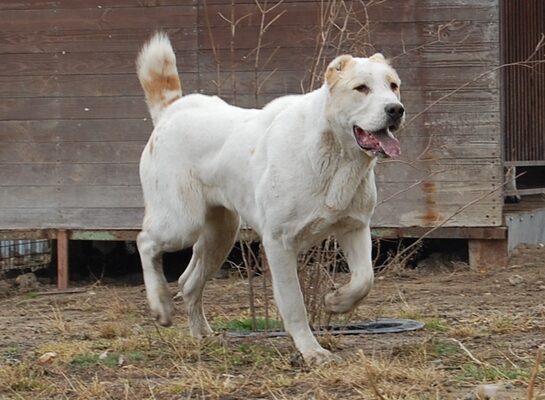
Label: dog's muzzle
xmin=353 ymin=125 xmax=401 ymax=158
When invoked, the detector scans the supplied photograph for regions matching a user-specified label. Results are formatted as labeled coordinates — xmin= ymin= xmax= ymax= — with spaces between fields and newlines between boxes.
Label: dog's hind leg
xmin=325 ymin=226 xmax=374 ymax=314
xmin=137 ymin=230 xmax=176 ymax=326
xmin=180 ymin=207 xmax=240 ymax=337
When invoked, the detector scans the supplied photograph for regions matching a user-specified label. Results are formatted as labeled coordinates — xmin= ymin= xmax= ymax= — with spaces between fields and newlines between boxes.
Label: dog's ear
xmin=369 ymin=53 xmax=389 ymax=64
xmin=325 ymin=55 xmax=353 ymax=88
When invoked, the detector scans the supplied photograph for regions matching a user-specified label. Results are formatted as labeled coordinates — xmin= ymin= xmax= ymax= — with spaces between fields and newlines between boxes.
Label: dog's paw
xmin=301 ymin=348 xmax=341 ymax=366
xmin=151 ymin=309 xmax=173 ymax=327
xmin=324 ymin=290 xmax=353 ymax=314
xmin=150 ymin=299 xmax=174 ymax=327
xmin=189 ymin=323 xmax=213 ymax=338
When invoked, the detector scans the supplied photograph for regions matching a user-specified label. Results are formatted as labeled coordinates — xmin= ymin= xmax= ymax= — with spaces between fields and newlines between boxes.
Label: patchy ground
xmin=1 ymin=245 xmax=544 ymax=399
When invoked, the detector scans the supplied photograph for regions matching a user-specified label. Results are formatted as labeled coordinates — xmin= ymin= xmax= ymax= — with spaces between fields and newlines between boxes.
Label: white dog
xmin=136 ymin=33 xmax=404 ymax=364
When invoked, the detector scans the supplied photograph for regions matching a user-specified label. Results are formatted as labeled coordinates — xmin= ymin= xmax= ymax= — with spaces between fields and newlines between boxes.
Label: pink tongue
xmin=374 ymin=130 xmax=401 ymax=157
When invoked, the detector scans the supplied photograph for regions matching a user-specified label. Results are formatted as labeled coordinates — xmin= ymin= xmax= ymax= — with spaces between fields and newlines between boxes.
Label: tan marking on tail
xmin=137 ymin=32 xmax=182 ymax=126
xmin=140 ymin=69 xmax=181 ymax=108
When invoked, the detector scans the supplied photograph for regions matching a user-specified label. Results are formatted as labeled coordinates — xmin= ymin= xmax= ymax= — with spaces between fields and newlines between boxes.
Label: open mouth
xmin=353 ymin=125 xmax=401 ymax=158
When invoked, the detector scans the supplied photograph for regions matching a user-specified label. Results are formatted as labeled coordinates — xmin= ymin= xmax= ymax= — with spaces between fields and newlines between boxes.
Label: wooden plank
xmin=56 ymin=229 xmax=69 ymax=289
xmin=0 ymin=164 xmax=60 ymax=186
xmin=372 ymin=226 xmax=507 ymax=240
xmin=69 ymin=230 xmax=139 ymax=241
xmin=399 ymin=112 xmax=500 ymax=136
xmin=58 ymin=186 xmax=143 ymax=208
xmin=0 ymin=163 xmax=140 ymax=186
xmin=0 ymin=52 xmax=198 ymax=76
xmin=178 ymin=68 xmax=498 ymax=94
xmin=0 ymin=112 xmax=499 ymax=144
xmin=58 ymin=207 xmax=145 ymax=229
xmin=0 ymin=28 xmax=197 ymax=54
xmin=0 ymin=207 xmax=144 ymax=229
xmin=0 ymin=229 xmax=57 ymax=240
xmin=1 ymin=202 xmax=502 ymax=230
xmin=0 ymin=186 xmax=143 ymax=208
xmin=0 ymin=186 xmax=60 ymax=208
xmin=0 ymin=119 xmax=152 ymax=143
xmin=198 ymin=0 xmax=498 ymax=26
xmin=376 ymin=181 xmax=502 ymax=205
xmin=201 ymin=0 xmax=497 ymax=13
xmin=0 ymin=208 xmax=62 ymax=229
xmin=373 ymin=209 xmax=502 ymax=227
xmin=0 ymin=85 xmax=499 ymax=120
xmin=0 ymin=97 xmax=148 ymax=120
xmin=197 ymin=21 xmax=498 ymax=50
xmin=0 ymin=160 xmax=501 ymax=189
xmin=0 ymin=74 xmax=199 ymax=98
xmin=373 ymin=203 xmax=502 ymax=227
xmin=0 ymin=1 xmax=185 ymax=11
xmin=0 ymin=67 xmax=497 ymax=99
xmin=196 ymin=43 xmax=499 ymax=74
xmin=0 ymin=193 xmax=501 ymax=230
xmin=392 ymin=135 xmax=501 ymax=161
xmin=0 ymin=6 xmax=197 ymax=32
xmin=370 ymin=20 xmax=498 ymax=46
xmin=375 ymin=161 xmax=502 ymax=183
xmin=197 ymin=44 xmax=498 ymax=76
xmin=205 ymin=90 xmax=500 ymax=112
xmin=0 ymin=142 xmax=144 ymax=163
xmin=58 ymin=163 xmax=141 ymax=186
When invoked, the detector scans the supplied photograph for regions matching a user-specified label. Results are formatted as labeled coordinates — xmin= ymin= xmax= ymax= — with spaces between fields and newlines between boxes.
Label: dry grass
xmin=2 ymin=275 xmax=544 ymax=400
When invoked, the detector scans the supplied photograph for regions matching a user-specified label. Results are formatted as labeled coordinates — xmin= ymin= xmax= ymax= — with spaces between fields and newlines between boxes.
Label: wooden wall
xmin=0 ymin=0 xmax=502 ymax=230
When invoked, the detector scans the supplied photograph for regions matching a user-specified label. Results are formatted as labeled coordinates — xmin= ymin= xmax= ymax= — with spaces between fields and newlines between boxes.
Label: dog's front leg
xmin=325 ymin=226 xmax=374 ymax=314
xmin=263 ymin=237 xmax=335 ymax=365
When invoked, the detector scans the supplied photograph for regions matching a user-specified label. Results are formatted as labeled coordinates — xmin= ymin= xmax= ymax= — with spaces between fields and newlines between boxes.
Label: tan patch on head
xmin=325 ymin=55 xmax=355 ymax=88
xmin=386 ymin=73 xmax=401 ymax=93
xmin=369 ymin=53 xmax=389 ymax=64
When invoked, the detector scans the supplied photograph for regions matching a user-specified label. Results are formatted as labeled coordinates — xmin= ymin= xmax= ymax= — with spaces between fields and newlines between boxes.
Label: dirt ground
xmin=1 ymin=245 xmax=544 ymax=399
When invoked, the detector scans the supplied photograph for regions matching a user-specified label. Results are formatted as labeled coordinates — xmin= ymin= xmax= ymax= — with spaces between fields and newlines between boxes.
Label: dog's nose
xmin=385 ymin=103 xmax=404 ymax=121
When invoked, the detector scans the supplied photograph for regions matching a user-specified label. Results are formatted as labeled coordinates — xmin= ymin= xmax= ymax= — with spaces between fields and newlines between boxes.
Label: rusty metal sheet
xmin=502 ymin=0 xmax=545 ymax=163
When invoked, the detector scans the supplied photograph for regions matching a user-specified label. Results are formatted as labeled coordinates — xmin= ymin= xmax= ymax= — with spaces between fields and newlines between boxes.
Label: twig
xmin=527 ymin=346 xmax=544 ymax=400
xmin=451 ymin=338 xmax=484 ymax=366
xmin=364 ymin=362 xmax=387 ymax=400
xmin=241 ymin=239 xmax=257 ymax=330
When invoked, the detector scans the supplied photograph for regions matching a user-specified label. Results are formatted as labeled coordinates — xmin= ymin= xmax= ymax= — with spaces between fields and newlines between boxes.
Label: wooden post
xmin=57 ymin=229 xmax=69 ymax=289
xmin=468 ymin=239 xmax=508 ymax=270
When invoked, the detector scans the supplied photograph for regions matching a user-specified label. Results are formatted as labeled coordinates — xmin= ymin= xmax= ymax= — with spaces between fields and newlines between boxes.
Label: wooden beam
xmin=372 ymin=226 xmax=507 ymax=240
xmin=0 ymin=229 xmax=57 ymax=240
xmin=468 ymin=239 xmax=508 ymax=270
xmin=69 ymin=230 xmax=138 ymax=241
xmin=56 ymin=229 xmax=69 ymax=289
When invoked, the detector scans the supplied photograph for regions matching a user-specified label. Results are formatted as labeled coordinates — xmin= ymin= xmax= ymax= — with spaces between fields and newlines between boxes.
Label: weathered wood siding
xmin=0 ymin=0 xmax=502 ymax=230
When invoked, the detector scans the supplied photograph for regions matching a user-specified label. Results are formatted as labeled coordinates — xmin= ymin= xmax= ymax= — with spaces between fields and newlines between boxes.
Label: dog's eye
xmin=354 ymin=84 xmax=369 ymax=94
xmin=390 ymin=82 xmax=399 ymax=91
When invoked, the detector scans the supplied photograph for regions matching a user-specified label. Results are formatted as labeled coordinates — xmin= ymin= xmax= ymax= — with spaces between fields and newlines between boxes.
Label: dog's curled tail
xmin=136 ymin=32 xmax=182 ymax=126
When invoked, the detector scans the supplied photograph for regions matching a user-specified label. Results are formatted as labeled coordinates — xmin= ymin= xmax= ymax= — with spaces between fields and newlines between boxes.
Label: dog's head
xmin=325 ymin=53 xmax=404 ymax=158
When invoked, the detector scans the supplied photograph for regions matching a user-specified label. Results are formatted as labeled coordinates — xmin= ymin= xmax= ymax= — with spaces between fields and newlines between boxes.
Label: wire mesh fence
xmin=0 ymin=240 xmax=52 ymax=275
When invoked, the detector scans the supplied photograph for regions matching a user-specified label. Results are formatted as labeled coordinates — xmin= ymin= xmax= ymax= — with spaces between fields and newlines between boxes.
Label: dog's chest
xmin=292 ymin=213 xmax=364 ymax=250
